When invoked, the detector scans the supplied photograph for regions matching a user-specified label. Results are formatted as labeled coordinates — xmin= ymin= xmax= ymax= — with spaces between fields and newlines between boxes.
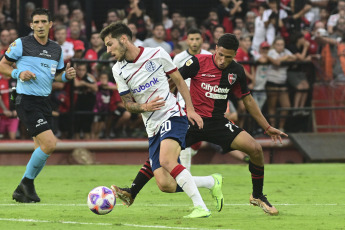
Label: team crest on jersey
xmin=6 ymin=41 xmax=16 ymax=54
xmin=228 ymin=73 xmax=237 ymax=85
xmin=145 ymin=61 xmax=157 ymax=72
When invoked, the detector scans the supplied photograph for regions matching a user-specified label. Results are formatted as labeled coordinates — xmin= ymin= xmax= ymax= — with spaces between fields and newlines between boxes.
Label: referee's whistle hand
xmin=19 ymin=70 xmax=36 ymax=81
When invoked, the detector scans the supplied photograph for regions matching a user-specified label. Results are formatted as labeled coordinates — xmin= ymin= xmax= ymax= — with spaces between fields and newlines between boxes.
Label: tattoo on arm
xmin=121 ymin=94 xmax=145 ymax=113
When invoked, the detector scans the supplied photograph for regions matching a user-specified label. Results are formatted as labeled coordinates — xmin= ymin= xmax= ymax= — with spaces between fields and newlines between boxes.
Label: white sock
xmin=193 ymin=176 xmax=215 ymax=189
xmin=190 ymin=148 xmax=198 ymax=157
xmin=175 ymin=169 xmax=208 ymax=211
xmin=179 ymin=148 xmax=192 ymax=171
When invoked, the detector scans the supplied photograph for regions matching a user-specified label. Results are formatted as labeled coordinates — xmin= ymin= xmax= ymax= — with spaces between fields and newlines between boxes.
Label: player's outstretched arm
xmin=169 ymin=70 xmax=203 ymax=129
xmin=242 ymin=94 xmax=288 ymax=143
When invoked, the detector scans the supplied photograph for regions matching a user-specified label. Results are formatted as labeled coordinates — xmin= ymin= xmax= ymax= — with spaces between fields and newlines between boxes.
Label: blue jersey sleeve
xmin=5 ymin=38 xmax=23 ymax=62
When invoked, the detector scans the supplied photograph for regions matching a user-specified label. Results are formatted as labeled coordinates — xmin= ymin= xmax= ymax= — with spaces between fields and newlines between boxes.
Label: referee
xmin=0 ymin=8 xmax=76 ymax=203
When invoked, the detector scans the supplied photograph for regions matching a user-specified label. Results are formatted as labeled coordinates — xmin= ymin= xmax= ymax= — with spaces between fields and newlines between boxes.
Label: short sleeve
xmin=5 ymin=38 xmax=23 ymax=62
xmin=178 ymin=56 xmax=200 ymax=80
xmin=112 ymin=64 xmax=130 ymax=96
xmin=159 ymin=48 xmax=177 ymax=74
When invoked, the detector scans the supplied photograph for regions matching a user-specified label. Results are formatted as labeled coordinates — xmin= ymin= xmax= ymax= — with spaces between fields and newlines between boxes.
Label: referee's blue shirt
xmin=5 ymin=35 xmax=65 ymax=97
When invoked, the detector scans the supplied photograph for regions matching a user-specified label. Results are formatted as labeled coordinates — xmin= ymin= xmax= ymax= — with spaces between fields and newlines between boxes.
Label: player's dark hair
xmin=31 ymin=8 xmax=52 ymax=22
xmin=217 ymin=33 xmax=239 ymax=51
xmin=187 ymin=28 xmax=202 ymax=36
xmin=100 ymin=22 xmax=132 ymax=41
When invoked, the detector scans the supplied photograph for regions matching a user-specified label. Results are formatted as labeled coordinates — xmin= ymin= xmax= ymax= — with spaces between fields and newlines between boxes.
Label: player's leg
xmin=230 ymin=131 xmax=278 ymax=215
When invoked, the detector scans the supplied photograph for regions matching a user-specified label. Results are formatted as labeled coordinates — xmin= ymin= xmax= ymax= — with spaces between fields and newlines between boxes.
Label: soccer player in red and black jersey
xmin=112 ymin=34 xmax=287 ymax=216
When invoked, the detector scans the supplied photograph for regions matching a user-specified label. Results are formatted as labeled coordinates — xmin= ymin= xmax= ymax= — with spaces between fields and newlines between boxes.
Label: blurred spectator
xmin=74 ymin=62 xmax=98 ymax=140
xmin=71 ymin=8 xmax=97 ymax=37
xmin=128 ymin=23 xmax=143 ymax=46
xmin=92 ymin=72 xmax=117 ymax=139
xmin=217 ymin=0 xmax=243 ymax=33
xmin=143 ymin=23 xmax=172 ymax=53
xmin=23 ymin=2 xmax=36 ymax=36
xmin=84 ymin=32 xmax=104 ymax=76
xmin=286 ymin=32 xmax=311 ymax=115
xmin=318 ymin=7 xmax=330 ymax=27
xmin=166 ymin=26 xmax=181 ymax=51
xmin=283 ymin=0 xmax=312 ymax=34
xmin=66 ymin=20 xmax=89 ymax=50
xmin=103 ymin=9 xmax=121 ymax=28
xmin=58 ymin=3 xmax=70 ymax=26
xmin=73 ymin=40 xmax=85 ymax=59
xmin=251 ymin=41 xmax=271 ymax=110
xmin=234 ymin=17 xmax=247 ymax=34
xmin=125 ymin=0 xmax=147 ymax=40
xmin=0 ymin=75 xmax=18 ymax=140
xmin=8 ymin=28 xmax=18 ymax=43
xmin=263 ymin=0 xmax=288 ymax=44
xmin=245 ymin=11 xmax=256 ymax=24
xmin=234 ymin=33 xmax=255 ymax=127
xmin=266 ymin=37 xmax=296 ymax=131
xmin=0 ymin=0 xmax=12 ymax=20
xmin=166 ymin=10 xmax=184 ymax=41
xmin=162 ymin=3 xmax=172 ymax=29
xmin=209 ymin=25 xmax=225 ymax=51
xmin=0 ymin=29 xmax=10 ymax=55
xmin=232 ymin=27 xmax=242 ymax=40
xmin=54 ymin=25 xmax=75 ymax=62
xmin=305 ymin=0 xmax=329 ymax=25
xmin=251 ymin=3 xmax=267 ymax=51
xmin=327 ymin=0 xmax=345 ymax=34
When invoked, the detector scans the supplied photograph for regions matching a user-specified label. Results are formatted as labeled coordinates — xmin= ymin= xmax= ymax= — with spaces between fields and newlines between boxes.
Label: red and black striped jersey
xmin=179 ymin=54 xmax=250 ymax=118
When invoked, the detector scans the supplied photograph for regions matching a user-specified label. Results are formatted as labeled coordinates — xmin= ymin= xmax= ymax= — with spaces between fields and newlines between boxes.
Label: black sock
xmin=249 ymin=161 xmax=264 ymax=198
xmin=130 ymin=159 xmax=153 ymax=199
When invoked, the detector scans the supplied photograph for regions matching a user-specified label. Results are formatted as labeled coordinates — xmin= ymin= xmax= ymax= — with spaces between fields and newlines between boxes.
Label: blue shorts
xmin=148 ymin=116 xmax=188 ymax=172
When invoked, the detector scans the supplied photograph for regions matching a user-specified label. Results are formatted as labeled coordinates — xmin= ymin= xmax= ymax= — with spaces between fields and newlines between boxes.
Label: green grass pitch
xmin=0 ymin=164 xmax=344 ymax=230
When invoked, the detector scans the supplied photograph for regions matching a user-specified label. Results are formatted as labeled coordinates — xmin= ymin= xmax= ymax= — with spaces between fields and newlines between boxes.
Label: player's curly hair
xmin=217 ymin=33 xmax=239 ymax=51
xmin=100 ymin=22 xmax=132 ymax=41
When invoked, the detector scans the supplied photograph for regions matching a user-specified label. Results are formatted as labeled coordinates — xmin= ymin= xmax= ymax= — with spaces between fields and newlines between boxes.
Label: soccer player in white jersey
xmin=100 ymin=22 xmax=223 ymax=218
xmin=173 ymin=28 xmax=211 ymax=171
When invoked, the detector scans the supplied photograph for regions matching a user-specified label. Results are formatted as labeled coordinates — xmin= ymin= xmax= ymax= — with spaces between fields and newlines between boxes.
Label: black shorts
xmin=185 ymin=117 xmax=243 ymax=153
xmin=15 ymin=94 xmax=53 ymax=137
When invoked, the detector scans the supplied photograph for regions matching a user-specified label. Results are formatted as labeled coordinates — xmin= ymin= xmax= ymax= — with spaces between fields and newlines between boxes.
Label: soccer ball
xmin=87 ymin=186 xmax=116 ymax=215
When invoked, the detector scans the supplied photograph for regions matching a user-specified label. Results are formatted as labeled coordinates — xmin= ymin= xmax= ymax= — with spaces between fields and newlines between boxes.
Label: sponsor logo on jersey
xmin=228 ymin=73 xmax=237 ymax=85
xmin=131 ymin=77 xmax=159 ymax=94
xmin=39 ymin=50 xmax=52 ymax=57
xmin=201 ymin=73 xmax=216 ymax=78
xmin=201 ymin=83 xmax=229 ymax=100
xmin=145 ymin=61 xmax=157 ymax=72
xmin=201 ymin=83 xmax=230 ymax=93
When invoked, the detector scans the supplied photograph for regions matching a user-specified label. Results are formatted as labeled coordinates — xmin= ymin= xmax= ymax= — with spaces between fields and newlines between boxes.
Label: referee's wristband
xmin=11 ymin=69 xmax=23 ymax=79
xmin=61 ymin=72 xmax=69 ymax=82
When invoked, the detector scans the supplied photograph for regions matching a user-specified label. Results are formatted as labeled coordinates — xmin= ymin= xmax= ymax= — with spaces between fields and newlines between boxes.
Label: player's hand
xmin=187 ymin=110 xmax=203 ymax=129
xmin=145 ymin=96 xmax=165 ymax=112
xmin=265 ymin=126 xmax=288 ymax=144
xmin=65 ymin=63 xmax=76 ymax=80
xmin=19 ymin=70 xmax=36 ymax=81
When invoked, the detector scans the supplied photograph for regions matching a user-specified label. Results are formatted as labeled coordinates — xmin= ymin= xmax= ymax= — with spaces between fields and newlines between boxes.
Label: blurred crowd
xmin=0 ymin=0 xmax=344 ymax=140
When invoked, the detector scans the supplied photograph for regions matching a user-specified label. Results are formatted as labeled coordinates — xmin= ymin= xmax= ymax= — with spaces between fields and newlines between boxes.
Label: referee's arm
xmin=54 ymin=62 xmax=76 ymax=82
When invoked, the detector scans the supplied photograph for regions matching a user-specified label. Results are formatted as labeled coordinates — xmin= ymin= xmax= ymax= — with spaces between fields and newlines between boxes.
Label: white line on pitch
xmin=0 ymin=203 xmax=344 ymax=206
xmin=0 ymin=218 xmax=238 ymax=230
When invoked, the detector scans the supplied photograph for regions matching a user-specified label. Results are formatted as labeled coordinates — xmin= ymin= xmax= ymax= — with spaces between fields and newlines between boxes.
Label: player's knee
xmin=251 ymin=142 xmax=263 ymax=159
xmin=41 ymin=139 xmax=57 ymax=154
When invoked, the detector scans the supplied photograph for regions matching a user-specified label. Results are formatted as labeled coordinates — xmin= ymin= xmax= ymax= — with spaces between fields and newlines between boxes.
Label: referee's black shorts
xmin=15 ymin=94 xmax=53 ymax=137
xmin=185 ymin=117 xmax=243 ymax=153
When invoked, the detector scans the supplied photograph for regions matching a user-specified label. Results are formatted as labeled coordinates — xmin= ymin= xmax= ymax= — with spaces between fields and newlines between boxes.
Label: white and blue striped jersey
xmin=173 ymin=49 xmax=211 ymax=109
xmin=112 ymin=46 xmax=185 ymax=137
xmin=5 ymin=36 xmax=65 ymax=97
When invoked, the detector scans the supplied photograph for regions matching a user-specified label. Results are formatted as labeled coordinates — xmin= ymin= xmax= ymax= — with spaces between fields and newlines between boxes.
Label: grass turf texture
xmin=0 ymin=164 xmax=344 ymax=230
